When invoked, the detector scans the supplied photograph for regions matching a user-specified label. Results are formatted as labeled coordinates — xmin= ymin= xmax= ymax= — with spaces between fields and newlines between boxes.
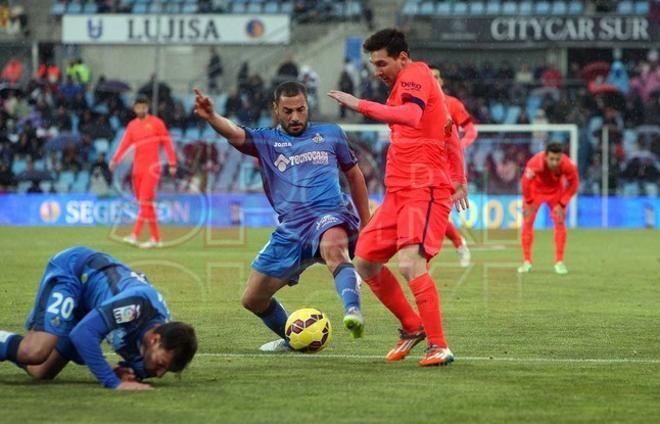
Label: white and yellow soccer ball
xmin=285 ymin=308 xmax=332 ymax=353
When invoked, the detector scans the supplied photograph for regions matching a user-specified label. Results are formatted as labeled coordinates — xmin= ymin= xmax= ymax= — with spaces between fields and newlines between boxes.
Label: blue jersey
xmin=242 ymin=122 xmax=358 ymax=222
xmin=26 ymin=247 xmax=171 ymax=388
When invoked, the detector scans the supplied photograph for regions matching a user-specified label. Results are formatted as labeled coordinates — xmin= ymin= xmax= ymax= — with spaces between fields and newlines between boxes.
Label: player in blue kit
xmin=0 ymin=246 xmax=197 ymax=390
xmin=193 ymin=82 xmax=371 ymax=351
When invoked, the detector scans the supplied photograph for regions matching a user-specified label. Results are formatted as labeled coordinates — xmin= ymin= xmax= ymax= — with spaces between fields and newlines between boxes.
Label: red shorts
xmin=528 ymin=192 xmax=561 ymax=209
xmin=132 ymin=171 xmax=160 ymax=201
xmin=356 ymin=187 xmax=452 ymax=263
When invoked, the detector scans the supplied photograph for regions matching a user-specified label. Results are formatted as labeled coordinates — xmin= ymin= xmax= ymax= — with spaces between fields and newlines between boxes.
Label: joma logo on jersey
xmin=113 ymin=305 xmax=141 ymax=324
xmin=274 ymin=142 xmax=293 ymax=148
xmin=316 ymin=214 xmax=340 ymax=230
xmin=401 ymin=81 xmax=422 ymax=90
xmin=274 ymin=151 xmax=329 ymax=172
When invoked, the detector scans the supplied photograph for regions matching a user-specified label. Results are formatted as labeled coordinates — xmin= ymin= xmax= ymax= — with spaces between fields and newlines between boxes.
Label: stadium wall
xmin=0 ymin=194 xmax=657 ymax=229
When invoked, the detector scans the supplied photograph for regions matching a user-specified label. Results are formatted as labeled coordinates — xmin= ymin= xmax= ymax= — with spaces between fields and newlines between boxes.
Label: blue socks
xmin=333 ymin=263 xmax=361 ymax=312
xmin=0 ymin=331 xmax=23 ymax=364
xmin=255 ymin=299 xmax=288 ymax=339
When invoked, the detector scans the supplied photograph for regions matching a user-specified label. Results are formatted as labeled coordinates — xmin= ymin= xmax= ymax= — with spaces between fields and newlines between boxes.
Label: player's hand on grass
xmin=116 ymin=381 xmax=153 ymax=390
xmin=327 ymin=90 xmax=360 ymax=111
xmin=113 ymin=364 xmax=138 ymax=382
xmin=193 ymin=88 xmax=214 ymax=121
xmin=451 ymin=182 xmax=469 ymax=211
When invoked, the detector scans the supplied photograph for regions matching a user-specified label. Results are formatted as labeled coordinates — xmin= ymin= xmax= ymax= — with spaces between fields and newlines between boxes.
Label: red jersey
xmin=446 ymin=95 xmax=472 ymax=127
xmin=522 ymin=152 xmax=579 ymax=206
xmin=385 ymin=61 xmax=452 ymax=190
xmin=112 ymin=115 xmax=176 ymax=175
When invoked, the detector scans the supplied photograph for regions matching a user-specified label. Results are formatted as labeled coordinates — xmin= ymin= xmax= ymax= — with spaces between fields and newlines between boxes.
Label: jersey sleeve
xmin=449 ymin=97 xmax=472 ymax=127
xmin=392 ymin=64 xmax=432 ymax=111
xmin=69 ymin=309 xmax=121 ymax=389
xmin=111 ymin=123 xmax=134 ymax=164
xmin=334 ymin=127 xmax=358 ymax=171
xmin=521 ymin=155 xmax=543 ymax=203
xmin=157 ymin=118 xmax=177 ymax=166
xmin=240 ymin=127 xmax=274 ymax=158
xmin=97 ymin=294 xmax=154 ymax=331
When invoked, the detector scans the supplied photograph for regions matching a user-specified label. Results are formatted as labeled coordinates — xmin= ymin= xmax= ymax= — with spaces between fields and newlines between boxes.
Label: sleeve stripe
xmin=401 ymin=93 xmax=426 ymax=111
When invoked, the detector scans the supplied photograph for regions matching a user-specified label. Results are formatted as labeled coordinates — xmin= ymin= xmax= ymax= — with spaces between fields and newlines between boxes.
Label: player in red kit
xmin=109 ymin=95 xmax=177 ymax=248
xmin=329 ymin=29 xmax=467 ymax=367
xmin=518 ymin=143 xmax=579 ymax=274
xmin=430 ymin=65 xmax=478 ymax=267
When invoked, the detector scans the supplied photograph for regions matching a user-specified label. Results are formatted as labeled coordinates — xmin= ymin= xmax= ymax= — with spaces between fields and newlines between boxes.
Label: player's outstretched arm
xmin=69 ymin=309 xmax=152 ymax=390
xmin=327 ymin=90 xmax=423 ymax=127
xmin=343 ymin=165 xmax=371 ymax=228
xmin=193 ymin=88 xmax=247 ymax=150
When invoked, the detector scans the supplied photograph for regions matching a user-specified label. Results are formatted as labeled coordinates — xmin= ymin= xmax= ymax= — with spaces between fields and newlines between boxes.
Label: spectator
xmin=207 ymin=47 xmax=223 ymax=94
xmin=606 ymin=60 xmax=630 ymax=94
xmin=61 ymin=143 xmax=82 ymax=172
xmin=1 ymin=58 xmax=23 ymax=84
xmin=276 ymin=56 xmax=299 ymax=80
xmin=299 ymin=65 xmax=319 ymax=112
xmin=337 ymin=68 xmax=355 ymax=118
xmin=514 ymin=63 xmax=534 ymax=85
xmin=541 ymin=64 xmax=563 ymax=88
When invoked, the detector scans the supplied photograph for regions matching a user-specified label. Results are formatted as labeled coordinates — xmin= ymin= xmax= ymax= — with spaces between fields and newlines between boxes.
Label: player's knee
xmin=398 ymin=261 xmax=416 ymax=282
xmin=322 ymin=248 xmax=350 ymax=271
xmin=18 ymin=344 xmax=52 ymax=365
xmin=240 ymin=294 xmax=266 ymax=314
xmin=355 ymin=257 xmax=380 ymax=280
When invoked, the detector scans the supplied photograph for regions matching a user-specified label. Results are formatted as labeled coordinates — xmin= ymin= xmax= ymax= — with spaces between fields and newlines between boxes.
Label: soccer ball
xmin=285 ymin=308 xmax=332 ymax=353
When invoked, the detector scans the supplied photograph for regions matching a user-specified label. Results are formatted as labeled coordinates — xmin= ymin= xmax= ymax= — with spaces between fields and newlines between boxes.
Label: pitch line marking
xmin=194 ymin=352 xmax=660 ymax=365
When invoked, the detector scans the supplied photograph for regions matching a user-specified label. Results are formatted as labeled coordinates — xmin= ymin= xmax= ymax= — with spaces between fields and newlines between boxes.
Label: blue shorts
xmin=25 ymin=263 xmax=85 ymax=338
xmin=252 ymin=210 xmax=360 ymax=285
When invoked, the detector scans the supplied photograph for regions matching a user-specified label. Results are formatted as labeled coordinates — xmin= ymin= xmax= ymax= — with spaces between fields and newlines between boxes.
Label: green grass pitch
xmin=0 ymin=227 xmax=658 ymax=423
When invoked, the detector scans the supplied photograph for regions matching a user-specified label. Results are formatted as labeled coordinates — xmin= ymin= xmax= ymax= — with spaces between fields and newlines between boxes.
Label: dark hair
xmin=273 ymin=81 xmax=307 ymax=104
xmin=429 ymin=64 xmax=441 ymax=73
xmin=363 ymin=28 xmax=409 ymax=58
xmin=155 ymin=321 xmax=197 ymax=372
xmin=545 ymin=142 xmax=563 ymax=154
xmin=134 ymin=94 xmax=150 ymax=105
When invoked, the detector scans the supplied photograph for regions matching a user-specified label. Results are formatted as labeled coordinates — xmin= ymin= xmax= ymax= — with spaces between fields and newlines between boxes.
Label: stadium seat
xmin=502 ymin=1 xmax=517 ymax=14
xmin=59 ymin=171 xmax=76 ymax=186
xmin=453 ymin=2 xmax=468 ymax=15
xmin=436 ymin=1 xmax=451 ymax=16
xmin=67 ymin=1 xmax=83 ymax=14
xmin=280 ymin=1 xmax=293 ymax=14
xmin=55 ymin=181 xmax=71 ymax=194
xmin=182 ymin=2 xmax=199 ymax=13
xmin=346 ymin=2 xmax=362 ymax=17
xmin=165 ymin=3 xmax=181 ymax=13
xmin=568 ymin=1 xmax=584 ymax=14
xmin=231 ymin=2 xmax=247 ymax=13
xmin=634 ymin=1 xmax=649 ymax=14
xmin=109 ymin=115 xmax=120 ymax=131
xmin=490 ymin=103 xmax=506 ymax=123
xmin=263 ymin=1 xmax=279 ymax=13
xmin=468 ymin=1 xmax=485 ymax=15
xmin=419 ymin=1 xmax=435 ymax=15
xmin=504 ymin=105 xmax=521 ymax=124
xmin=485 ymin=1 xmax=501 ymax=15
xmin=535 ymin=1 xmax=551 ymax=14
xmin=51 ymin=2 xmax=66 ymax=15
xmin=33 ymin=160 xmax=46 ymax=171
xmin=17 ymin=181 xmax=31 ymax=194
xmin=133 ymin=3 xmax=148 ymax=13
xmin=617 ymin=1 xmax=633 ymax=14
xmin=519 ymin=1 xmax=533 ymax=14
xmin=551 ymin=1 xmax=568 ymax=14
xmin=94 ymin=139 xmax=110 ymax=154
xmin=39 ymin=180 xmax=53 ymax=193
xmin=149 ymin=3 xmax=163 ymax=13
xmin=12 ymin=159 xmax=27 ymax=175
xmin=247 ymin=3 xmax=262 ymax=13
xmin=83 ymin=3 xmax=98 ymax=13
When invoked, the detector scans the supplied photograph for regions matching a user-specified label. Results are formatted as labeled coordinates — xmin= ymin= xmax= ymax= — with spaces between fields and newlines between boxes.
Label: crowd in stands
xmin=1 ymin=46 xmax=659 ymax=197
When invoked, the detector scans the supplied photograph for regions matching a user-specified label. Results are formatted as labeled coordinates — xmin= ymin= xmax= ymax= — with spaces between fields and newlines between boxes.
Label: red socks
xmin=364 ymin=266 xmax=422 ymax=333
xmin=554 ymin=222 xmax=566 ymax=262
xmin=409 ymin=273 xmax=447 ymax=348
xmin=445 ymin=222 xmax=463 ymax=248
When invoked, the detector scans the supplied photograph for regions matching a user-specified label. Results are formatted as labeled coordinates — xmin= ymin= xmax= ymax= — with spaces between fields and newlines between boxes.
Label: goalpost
xmin=340 ymin=123 xmax=579 ymax=229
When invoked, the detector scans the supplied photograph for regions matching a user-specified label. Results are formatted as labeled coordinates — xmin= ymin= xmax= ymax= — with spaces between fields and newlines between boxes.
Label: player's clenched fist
xmin=193 ymin=88 xmax=214 ymax=120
